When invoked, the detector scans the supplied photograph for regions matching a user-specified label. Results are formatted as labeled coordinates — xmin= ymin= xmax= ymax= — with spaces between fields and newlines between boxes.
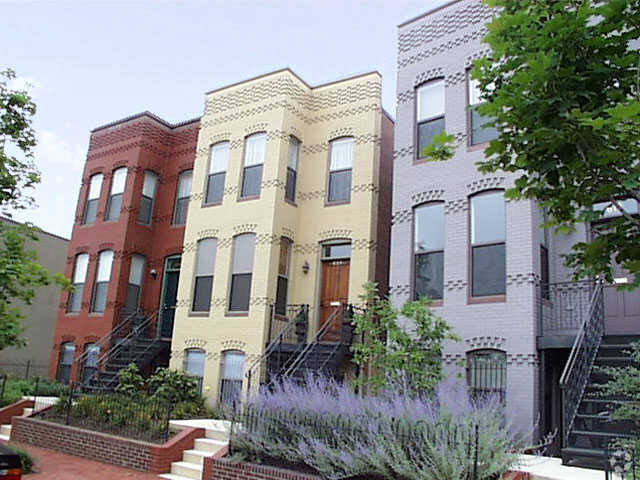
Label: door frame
xmin=158 ymin=254 xmax=181 ymax=338
xmin=316 ymin=239 xmax=352 ymax=330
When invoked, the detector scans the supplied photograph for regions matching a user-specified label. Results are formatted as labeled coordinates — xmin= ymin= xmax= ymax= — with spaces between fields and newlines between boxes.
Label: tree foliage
xmin=424 ymin=1 xmax=640 ymax=287
xmin=350 ymin=282 xmax=459 ymax=396
xmin=0 ymin=68 xmax=69 ymax=350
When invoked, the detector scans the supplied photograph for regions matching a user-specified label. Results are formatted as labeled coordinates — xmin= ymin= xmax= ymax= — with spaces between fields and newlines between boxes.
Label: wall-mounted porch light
xmin=302 ymin=261 xmax=310 ymax=275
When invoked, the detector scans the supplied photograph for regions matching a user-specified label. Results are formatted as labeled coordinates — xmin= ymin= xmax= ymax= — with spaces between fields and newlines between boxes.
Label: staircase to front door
xmin=561 ymin=335 xmax=640 ymax=468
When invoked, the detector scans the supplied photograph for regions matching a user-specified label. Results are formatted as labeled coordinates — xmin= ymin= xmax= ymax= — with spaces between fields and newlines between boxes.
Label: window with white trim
xmin=205 ymin=142 xmax=229 ymax=204
xmin=328 ymin=138 xmax=354 ymax=203
xmin=240 ymin=133 xmax=266 ymax=198
xmin=471 ymin=191 xmax=506 ymax=297
xmin=275 ymin=238 xmax=292 ymax=315
xmin=219 ymin=350 xmax=245 ymax=406
xmin=468 ymin=73 xmax=498 ymax=145
xmin=83 ymin=174 xmax=103 ymax=224
xmin=91 ymin=250 xmax=114 ymax=313
xmin=192 ymin=238 xmax=217 ymax=313
xmin=106 ymin=167 xmax=127 ymax=221
xmin=416 ymin=80 xmax=445 ymax=158
xmin=82 ymin=343 xmax=100 ymax=385
xmin=125 ymin=254 xmax=145 ymax=313
xmin=57 ymin=342 xmax=75 ymax=384
xmin=414 ymin=203 xmax=445 ymax=300
xmin=185 ymin=348 xmax=205 ymax=394
xmin=285 ymin=137 xmax=299 ymax=202
xmin=68 ymin=253 xmax=89 ymax=313
xmin=138 ymin=171 xmax=158 ymax=224
xmin=173 ymin=170 xmax=192 ymax=225
xmin=229 ymin=234 xmax=255 ymax=312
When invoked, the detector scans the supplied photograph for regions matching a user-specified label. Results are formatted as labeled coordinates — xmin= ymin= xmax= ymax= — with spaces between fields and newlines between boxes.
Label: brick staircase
xmin=561 ymin=335 xmax=640 ymax=468
xmin=158 ymin=423 xmax=229 ymax=480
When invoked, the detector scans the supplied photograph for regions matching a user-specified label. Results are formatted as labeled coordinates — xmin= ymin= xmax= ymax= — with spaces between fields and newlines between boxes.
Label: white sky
xmin=1 ymin=0 xmax=447 ymax=238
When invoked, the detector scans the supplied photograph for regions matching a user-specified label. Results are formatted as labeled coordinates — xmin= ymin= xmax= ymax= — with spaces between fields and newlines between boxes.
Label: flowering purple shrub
xmin=231 ymin=375 xmax=523 ymax=480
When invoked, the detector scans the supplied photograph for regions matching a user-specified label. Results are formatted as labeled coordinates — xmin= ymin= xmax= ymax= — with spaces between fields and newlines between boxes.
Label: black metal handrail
xmin=245 ymin=304 xmax=309 ymax=397
xmin=281 ymin=304 xmax=346 ymax=379
xmin=559 ymin=280 xmax=605 ymax=446
xmin=538 ymin=280 xmax=595 ymax=336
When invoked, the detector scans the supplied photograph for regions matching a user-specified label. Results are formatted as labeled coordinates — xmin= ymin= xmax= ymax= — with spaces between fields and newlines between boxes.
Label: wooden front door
xmin=320 ymin=259 xmax=350 ymax=342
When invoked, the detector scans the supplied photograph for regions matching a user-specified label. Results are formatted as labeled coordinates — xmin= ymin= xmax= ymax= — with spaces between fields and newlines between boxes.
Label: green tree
xmin=0 ymin=68 xmax=69 ymax=350
xmin=350 ymin=282 xmax=459 ymax=396
xmin=424 ymin=1 xmax=640 ymax=287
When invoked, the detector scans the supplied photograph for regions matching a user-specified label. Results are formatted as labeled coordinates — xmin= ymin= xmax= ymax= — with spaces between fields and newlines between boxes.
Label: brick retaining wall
xmin=0 ymin=399 xmax=33 ymax=425
xmin=10 ymin=415 xmax=203 ymax=473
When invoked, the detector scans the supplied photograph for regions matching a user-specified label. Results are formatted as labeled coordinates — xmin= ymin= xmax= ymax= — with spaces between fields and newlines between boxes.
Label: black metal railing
xmin=539 ymin=280 xmax=596 ymax=336
xmin=245 ymin=304 xmax=309 ymax=397
xmin=559 ymin=280 xmax=605 ymax=447
xmin=466 ymin=353 xmax=507 ymax=405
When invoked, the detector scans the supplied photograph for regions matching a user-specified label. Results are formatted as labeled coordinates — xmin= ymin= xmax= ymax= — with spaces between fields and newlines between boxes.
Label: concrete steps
xmin=158 ymin=424 xmax=229 ymax=480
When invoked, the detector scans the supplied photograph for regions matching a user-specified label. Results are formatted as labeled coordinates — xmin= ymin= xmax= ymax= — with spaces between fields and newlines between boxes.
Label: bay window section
xmin=138 ymin=171 xmax=158 ymax=224
xmin=327 ymin=137 xmax=354 ymax=203
xmin=414 ymin=203 xmax=445 ymax=300
xmin=205 ymin=142 xmax=229 ymax=204
xmin=192 ymin=238 xmax=217 ymax=313
xmin=275 ymin=238 xmax=292 ymax=315
xmin=106 ymin=167 xmax=127 ymax=221
xmin=229 ymin=234 xmax=256 ymax=312
xmin=83 ymin=174 xmax=103 ymax=224
xmin=173 ymin=170 xmax=192 ymax=225
xmin=285 ymin=137 xmax=299 ymax=202
xmin=240 ymin=133 xmax=266 ymax=198
xmin=91 ymin=250 xmax=114 ymax=313
xmin=125 ymin=254 xmax=145 ymax=314
xmin=468 ymin=74 xmax=498 ymax=145
xmin=185 ymin=348 xmax=205 ymax=394
xmin=68 ymin=253 xmax=89 ymax=313
xmin=416 ymin=80 xmax=445 ymax=158
xmin=219 ymin=350 xmax=245 ymax=406
xmin=471 ymin=191 xmax=506 ymax=297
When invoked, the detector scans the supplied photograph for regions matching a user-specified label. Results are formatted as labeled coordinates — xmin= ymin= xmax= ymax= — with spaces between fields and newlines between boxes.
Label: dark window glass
xmin=138 ymin=196 xmax=153 ymax=224
xmin=82 ymin=344 xmax=100 ymax=385
xmin=206 ymin=172 xmax=226 ymax=204
xmin=241 ymin=165 xmax=263 ymax=198
xmin=174 ymin=198 xmax=189 ymax=225
xmin=57 ymin=343 xmax=75 ymax=384
xmin=470 ymin=108 xmax=498 ymax=145
xmin=414 ymin=251 xmax=444 ymax=300
xmin=285 ymin=168 xmax=297 ymax=202
xmin=68 ymin=285 xmax=84 ymax=313
xmin=229 ymin=273 xmax=252 ymax=312
xmin=328 ymin=170 xmax=351 ymax=203
xmin=83 ymin=174 xmax=103 ymax=225
xmin=92 ymin=283 xmax=109 ymax=312
xmin=84 ymin=199 xmax=98 ymax=224
xmin=185 ymin=349 xmax=205 ymax=394
xmin=173 ymin=170 xmax=192 ymax=225
xmin=472 ymin=244 xmax=506 ymax=296
xmin=540 ymin=245 xmax=550 ymax=299
xmin=322 ymin=244 xmax=351 ymax=259
xmin=466 ymin=349 xmax=507 ymax=404
xmin=275 ymin=276 xmax=288 ymax=316
xmin=106 ymin=193 xmax=122 ymax=221
xmin=125 ymin=284 xmax=141 ymax=314
xmin=193 ymin=276 xmax=213 ymax=312
xmin=417 ymin=117 xmax=446 ymax=157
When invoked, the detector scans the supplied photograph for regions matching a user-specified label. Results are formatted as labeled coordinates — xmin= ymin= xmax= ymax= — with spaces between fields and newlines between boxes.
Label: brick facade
xmin=10 ymin=415 xmax=203 ymax=473
xmin=49 ymin=112 xmax=200 ymax=382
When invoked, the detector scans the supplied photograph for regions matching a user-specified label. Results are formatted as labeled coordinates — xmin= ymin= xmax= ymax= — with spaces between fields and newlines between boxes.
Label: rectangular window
xmin=285 ymin=137 xmax=299 ymax=202
xmin=106 ymin=168 xmax=127 ymax=221
xmin=471 ymin=192 xmax=506 ymax=297
xmin=91 ymin=250 xmax=114 ymax=313
xmin=220 ymin=351 xmax=245 ymax=406
xmin=328 ymin=138 xmax=354 ymax=203
xmin=539 ymin=209 xmax=550 ymax=298
xmin=466 ymin=349 xmax=507 ymax=404
xmin=82 ymin=343 xmax=100 ymax=385
xmin=468 ymin=74 xmax=498 ymax=145
xmin=173 ymin=170 xmax=193 ymax=225
xmin=414 ymin=203 xmax=445 ymax=300
xmin=83 ymin=174 xmax=103 ymax=224
xmin=229 ymin=234 xmax=255 ymax=312
xmin=125 ymin=254 xmax=145 ymax=313
xmin=416 ymin=80 xmax=445 ymax=158
xmin=240 ymin=133 xmax=266 ymax=198
xmin=57 ymin=343 xmax=75 ymax=384
xmin=205 ymin=142 xmax=229 ymax=204
xmin=275 ymin=238 xmax=292 ymax=315
xmin=185 ymin=349 xmax=205 ymax=394
xmin=68 ymin=253 xmax=89 ymax=313
xmin=192 ymin=238 xmax=217 ymax=313
xmin=138 ymin=171 xmax=158 ymax=224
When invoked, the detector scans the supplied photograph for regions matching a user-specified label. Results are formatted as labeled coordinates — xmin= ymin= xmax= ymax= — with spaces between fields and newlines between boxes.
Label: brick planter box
xmin=10 ymin=415 xmax=203 ymax=473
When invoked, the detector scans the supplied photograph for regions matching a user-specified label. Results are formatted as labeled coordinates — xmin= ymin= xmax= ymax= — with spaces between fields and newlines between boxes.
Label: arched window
xmin=327 ymin=137 xmax=354 ymax=204
xmin=466 ymin=349 xmax=506 ymax=404
xmin=184 ymin=348 xmax=206 ymax=394
xmin=240 ymin=133 xmax=266 ymax=198
xmin=138 ymin=171 xmax=158 ymax=225
xmin=470 ymin=191 xmax=506 ymax=297
xmin=82 ymin=343 xmax=100 ymax=385
xmin=413 ymin=202 xmax=445 ymax=300
xmin=68 ymin=253 xmax=89 ymax=313
xmin=192 ymin=238 xmax=218 ymax=313
xmin=106 ymin=167 xmax=127 ymax=221
xmin=91 ymin=250 xmax=114 ymax=313
xmin=173 ymin=170 xmax=193 ymax=225
xmin=228 ymin=234 xmax=256 ymax=312
xmin=285 ymin=136 xmax=300 ymax=202
xmin=219 ymin=350 xmax=245 ymax=406
xmin=83 ymin=174 xmax=103 ymax=224
xmin=125 ymin=254 xmax=146 ymax=313
xmin=205 ymin=142 xmax=229 ymax=205
xmin=57 ymin=342 xmax=75 ymax=384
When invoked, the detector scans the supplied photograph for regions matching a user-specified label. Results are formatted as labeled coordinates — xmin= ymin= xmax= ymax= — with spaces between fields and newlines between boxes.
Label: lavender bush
xmin=231 ymin=375 xmax=524 ymax=480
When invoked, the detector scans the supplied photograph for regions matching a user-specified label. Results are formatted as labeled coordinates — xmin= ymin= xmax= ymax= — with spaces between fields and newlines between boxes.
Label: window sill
xmin=170 ymin=223 xmax=186 ymax=228
xmin=202 ymin=201 xmax=223 ymax=208
xmin=65 ymin=312 xmax=80 ymax=317
xmin=225 ymin=311 xmax=249 ymax=317
xmin=189 ymin=312 xmax=210 ymax=317
xmin=238 ymin=195 xmax=260 ymax=203
xmin=88 ymin=312 xmax=104 ymax=317
xmin=325 ymin=200 xmax=351 ymax=207
xmin=468 ymin=294 xmax=506 ymax=305
xmin=137 ymin=222 xmax=152 ymax=227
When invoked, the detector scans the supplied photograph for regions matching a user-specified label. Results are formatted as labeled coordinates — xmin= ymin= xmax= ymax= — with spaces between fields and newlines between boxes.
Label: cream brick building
xmin=169 ymin=69 xmax=393 ymax=404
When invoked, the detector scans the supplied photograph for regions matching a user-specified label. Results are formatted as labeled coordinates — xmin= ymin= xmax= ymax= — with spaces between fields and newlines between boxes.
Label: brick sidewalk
xmin=6 ymin=442 xmax=159 ymax=479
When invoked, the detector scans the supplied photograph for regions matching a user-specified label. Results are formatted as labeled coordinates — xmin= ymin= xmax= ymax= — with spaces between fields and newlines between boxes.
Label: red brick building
xmin=49 ymin=112 xmax=200 ymax=384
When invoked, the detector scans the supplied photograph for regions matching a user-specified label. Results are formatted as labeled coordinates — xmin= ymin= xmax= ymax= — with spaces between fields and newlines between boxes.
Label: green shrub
xmin=172 ymin=397 xmax=215 ymax=420
xmin=114 ymin=363 xmax=146 ymax=396
xmin=9 ymin=446 xmax=34 ymax=474
xmin=0 ymin=377 xmax=67 ymax=407
xmin=149 ymin=367 xmax=199 ymax=404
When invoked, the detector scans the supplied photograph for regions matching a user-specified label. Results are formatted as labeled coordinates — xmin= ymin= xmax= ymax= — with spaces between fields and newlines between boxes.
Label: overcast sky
xmin=1 ymin=0 xmax=447 ymax=238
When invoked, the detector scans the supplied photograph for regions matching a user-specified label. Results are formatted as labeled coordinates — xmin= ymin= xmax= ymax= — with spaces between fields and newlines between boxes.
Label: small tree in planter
xmin=350 ymin=282 xmax=459 ymax=396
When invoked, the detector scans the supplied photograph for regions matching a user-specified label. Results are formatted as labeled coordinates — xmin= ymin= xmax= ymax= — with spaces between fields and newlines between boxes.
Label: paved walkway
xmin=7 ymin=442 xmax=158 ymax=479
